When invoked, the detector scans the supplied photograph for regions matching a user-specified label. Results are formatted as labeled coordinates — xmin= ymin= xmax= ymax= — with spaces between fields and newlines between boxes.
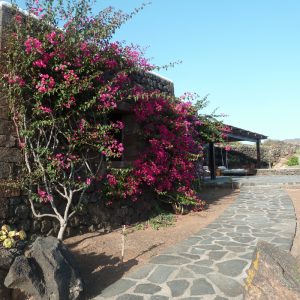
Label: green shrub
xmin=148 ymin=213 xmax=175 ymax=230
xmin=286 ymin=156 xmax=299 ymax=166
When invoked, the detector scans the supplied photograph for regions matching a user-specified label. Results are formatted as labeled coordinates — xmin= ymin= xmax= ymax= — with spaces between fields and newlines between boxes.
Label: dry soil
xmin=65 ymin=188 xmax=238 ymax=298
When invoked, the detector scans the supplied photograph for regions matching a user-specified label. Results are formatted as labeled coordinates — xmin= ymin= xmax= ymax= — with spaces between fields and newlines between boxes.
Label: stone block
xmin=0 ymin=105 xmax=9 ymax=119
xmin=0 ymin=147 xmax=21 ymax=163
xmin=0 ymin=91 xmax=8 ymax=107
xmin=69 ymin=216 xmax=80 ymax=228
xmin=30 ymin=220 xmax=41 ymax=233
xmin=0 ymin=120 xmax=12 ymax=135
xmin=18 ymin=219 xmax=31 ymax=232
xmin=190 ymin=278 xmax=215 ymax=295
xmin=134 ymin=283 xmax=161 ymax=294
xmin=40 ymin=220 xmax=52 ymax=234
xmin=79 ymin=215 xmax=91 ymax=226
xmin=0 ymin=269 xmax=11 ymax=300
xmin=4 ymin=236 xmax=84 ymax=299
xmin=0 ymin=246 xmax=23 ymax=300
xmin=0 ymin=247 xmax=23 ymax=271
xmin=244 ymin=240 xmax=300 ymax=299
xmin=14 ymin=205 xmax=29 ymax=219
xmin=0 ymin=135 xmax=6 ymax=146
xmin=0 ymin=181 xmax=20 ymax=197
xmin=9 ymin=197 xmax=21 ymax=206
xmin=87 ymin=203 xmax=109 ymax=222
xmin=0 ymin=198 xmax=9 ymax=219
xmin=0 ymin=162 xmax=15 ymax=179
xmin=5 ymin=136 xmax=17 ymax=148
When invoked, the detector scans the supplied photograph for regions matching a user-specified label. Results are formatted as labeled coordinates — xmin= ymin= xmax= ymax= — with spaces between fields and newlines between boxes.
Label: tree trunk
xmin=57 ymin=221 xmax=68 ymax=241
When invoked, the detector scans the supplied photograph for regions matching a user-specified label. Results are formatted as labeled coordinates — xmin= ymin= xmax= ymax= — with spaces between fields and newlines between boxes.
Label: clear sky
xmin=14 ymin=0 xmax=300 ymax=140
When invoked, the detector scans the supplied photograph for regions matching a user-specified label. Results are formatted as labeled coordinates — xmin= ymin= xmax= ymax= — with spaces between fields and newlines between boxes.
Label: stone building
xmin=0 ymin=2 xmax=175 ymax=237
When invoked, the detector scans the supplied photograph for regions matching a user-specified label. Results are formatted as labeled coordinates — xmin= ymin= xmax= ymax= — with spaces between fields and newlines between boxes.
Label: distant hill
xmin=283 ymin=139 xmax=300 ymax=145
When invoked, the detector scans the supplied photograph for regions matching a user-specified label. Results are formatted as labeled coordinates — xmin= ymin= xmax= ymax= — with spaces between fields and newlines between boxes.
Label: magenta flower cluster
xmin=131 ymin=90 xmax=205 ymax=209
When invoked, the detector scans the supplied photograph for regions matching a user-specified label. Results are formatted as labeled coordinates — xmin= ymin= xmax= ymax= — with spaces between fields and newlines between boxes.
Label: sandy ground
xmin=273 ymin=155 xmax=300 ymax=169
xmin=286 ymin=188 xmax=300 ymax=258
xmin=65 ymin=188 xmax=238 ymax=298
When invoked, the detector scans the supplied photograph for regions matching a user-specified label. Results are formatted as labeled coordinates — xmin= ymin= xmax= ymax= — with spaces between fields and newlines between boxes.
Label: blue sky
xmin=14 ymin=0 xmax=300 ymax=140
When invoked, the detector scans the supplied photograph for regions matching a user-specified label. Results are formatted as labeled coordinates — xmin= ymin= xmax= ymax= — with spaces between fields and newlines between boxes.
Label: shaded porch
xmin=208 ymin=125 xmax=268 ymax=180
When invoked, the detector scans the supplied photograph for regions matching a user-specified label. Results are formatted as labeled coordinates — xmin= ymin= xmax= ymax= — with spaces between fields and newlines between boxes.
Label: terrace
xmin=208 ymin=125 xmax=268 ymax=179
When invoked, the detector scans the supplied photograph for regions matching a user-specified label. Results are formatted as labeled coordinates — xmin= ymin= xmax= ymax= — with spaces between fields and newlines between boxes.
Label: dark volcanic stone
xmin=134 ymin=283 xmax=161 ymax=294
xmin=4 ymin=236 xmax=84 ymax=300
xmin=190 ymin=278 xmax=215 ymax=295
xmin=167 ymin=279 xmax=189 ymax=297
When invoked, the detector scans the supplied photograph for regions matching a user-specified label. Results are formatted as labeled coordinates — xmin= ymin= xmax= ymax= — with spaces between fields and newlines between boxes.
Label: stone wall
xmin=256 ymin=168 xmax=300 ymax=176
xmin=0 ymin=187 xmax=154 ymax=238
xmin=215 ymin=143 xmax=300 ymax=169
xmin=0 ymin=3 xmax=26 ymax=237
xmin=0 ymin=3 xmax=21 ymax=180
xmin=132 ymin=70 xmax=175 ymax=95
xmin=0 ymin=2 xmax=174 ymax=237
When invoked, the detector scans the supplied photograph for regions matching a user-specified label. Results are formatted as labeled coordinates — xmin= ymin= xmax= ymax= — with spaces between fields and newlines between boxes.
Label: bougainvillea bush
xmin=133 ymin=91 xmax=205 ymax=212
xmin=1 ymin=0 xmax=224 ymax=240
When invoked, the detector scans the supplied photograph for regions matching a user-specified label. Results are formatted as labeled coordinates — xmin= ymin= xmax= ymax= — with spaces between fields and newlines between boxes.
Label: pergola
xmin=208 ymin=125 xmax=268 ymax=180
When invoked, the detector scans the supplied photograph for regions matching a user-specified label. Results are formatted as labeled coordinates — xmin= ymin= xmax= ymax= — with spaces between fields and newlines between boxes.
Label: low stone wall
xmin=215 ymin=145 xmax=264 ymax=168
xmin=215 ymin=143 xmax=300 ymax=169
xmin=256 ymin=168 xmax=300 ymax=176
xmin=0 ymin=184 xmax=154 ymax=238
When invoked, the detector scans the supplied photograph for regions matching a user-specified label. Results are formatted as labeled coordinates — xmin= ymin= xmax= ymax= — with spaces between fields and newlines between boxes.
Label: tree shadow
xmin=66 ymin=232 xmax=105 ymax=248
xmin=201 ymin=187 xmax=239 ymax=207
xmin=67 ymin=242 xmax=163 ymax=299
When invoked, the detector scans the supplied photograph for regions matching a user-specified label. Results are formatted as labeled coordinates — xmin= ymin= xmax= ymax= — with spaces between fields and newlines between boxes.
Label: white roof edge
xmin=0 ymin=1 xmax=34 ymax=18
xmin=148 ymin=71 xmax=173 ymax=84
xmin=0 ymin=1 xmax=12 ymax=8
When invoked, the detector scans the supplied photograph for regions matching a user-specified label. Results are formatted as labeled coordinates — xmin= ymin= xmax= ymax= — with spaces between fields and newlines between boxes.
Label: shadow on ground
xmin=201 ymin=187 xmax=238 ymax=207
xmin=66 ymin=188 xmax=238 ymax=298
xmin=67 ymin=238 xmax=163 ymax=298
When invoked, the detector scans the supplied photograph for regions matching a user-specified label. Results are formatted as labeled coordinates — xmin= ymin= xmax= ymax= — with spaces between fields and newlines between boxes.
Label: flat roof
xmin=226 ymin=124 xmax=268 ymax=142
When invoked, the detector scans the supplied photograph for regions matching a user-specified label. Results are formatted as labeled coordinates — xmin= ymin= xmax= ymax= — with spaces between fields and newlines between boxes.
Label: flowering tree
xmin=1 ymin=0 xmax=225 ymax=240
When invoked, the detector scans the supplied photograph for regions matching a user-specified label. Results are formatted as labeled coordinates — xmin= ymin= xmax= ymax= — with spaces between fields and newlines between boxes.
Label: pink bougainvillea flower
xmin=107 ymin=174 xmax=117 ymax=186
xmin=105 ymin=59 xmax=118 ymax=69
xmin=24 ymin=37 xmax=44 ymax=54
xmin=36 ymin=74 xmax=55 ymax=93
xmin=7 ymin=75 xmax=25 ymax=87
xmin=63 ymin=70 xmax=79 ymax=85
xmin=39 ymin=106 xmax=52 ymax=114
xmin=63 ymin=96 xmax=76 ymax=108
xmin=37 ymin=188 xmax=52 ymax=202
xmin=33 ymin=59 xmax=47 ymax=68
xmin=46 ymin=31 xmax=58 ymax=44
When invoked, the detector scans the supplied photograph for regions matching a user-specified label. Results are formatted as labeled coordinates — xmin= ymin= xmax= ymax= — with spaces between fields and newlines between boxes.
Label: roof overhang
xmin=225 ymin=125 xmax=268 ymax=143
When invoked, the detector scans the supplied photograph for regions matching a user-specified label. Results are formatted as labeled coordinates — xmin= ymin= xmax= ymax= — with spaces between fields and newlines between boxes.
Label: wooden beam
xmin=209 ymin=142 xmax=216 ymax=180
xmin=256 ymin=139 xmax=261 ymax=168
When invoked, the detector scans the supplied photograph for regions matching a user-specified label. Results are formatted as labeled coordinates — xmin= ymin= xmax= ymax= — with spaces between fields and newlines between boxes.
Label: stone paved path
xmin=93 ymin=178 xmax=298 ymax=300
